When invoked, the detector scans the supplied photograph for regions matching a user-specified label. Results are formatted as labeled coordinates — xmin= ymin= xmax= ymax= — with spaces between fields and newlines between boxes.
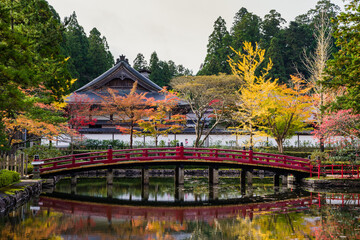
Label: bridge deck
xmin=35 ymin=147 xmax=313 ymax=177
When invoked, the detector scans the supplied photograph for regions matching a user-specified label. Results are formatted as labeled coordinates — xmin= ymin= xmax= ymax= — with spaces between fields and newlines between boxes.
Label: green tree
xmin=283 ymin=21 xmax=314 ymax=79
xmin=0 ymin=0 xmax=74 ymax=151
xmin=171 ymin=74 xmax=238 ymax=147
xmin=231 ymin=8 xmax=262 ymax=51
xmin=133 ymin=53 xmax=148 ymax=71
xmin=87 ymin=27 xmax=114 ymax=79
xmin=261 ymin=9 xmax=286 ymax=49
xmin=63 ymin=12 xmax=90 ymax=90
xmin=198 ymin=16 xmax=232 ymax=75
xmin=325 ymin=0 xmax=360 ymax=112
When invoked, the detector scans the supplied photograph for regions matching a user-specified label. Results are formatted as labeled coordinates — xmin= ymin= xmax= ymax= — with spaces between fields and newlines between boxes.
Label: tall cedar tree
xmin=87 ymin=28 xmax=114 ymax=80
xmin=63 ymin=12 xmax=90 ymax=90
xmin=198 ymin=17 xmax=232 ymax=75
xmin=133 ymin=53 xmax=148 ymax=71
xmin=325 ymin=0 xmax=360 ymax=112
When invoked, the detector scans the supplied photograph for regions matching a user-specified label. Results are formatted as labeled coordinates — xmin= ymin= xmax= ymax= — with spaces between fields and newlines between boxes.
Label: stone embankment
xmin=0 ymin=180 xmax=42 ymax=215
xmin=303 ymin=178 xmax=360 ymax=192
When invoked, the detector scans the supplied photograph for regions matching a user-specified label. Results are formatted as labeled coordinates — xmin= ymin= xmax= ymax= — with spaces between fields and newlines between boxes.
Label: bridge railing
xmin=34 ymin=146 xmax=312 ymax=174
xmin=318 ymin=164 xmax=360 ymax=179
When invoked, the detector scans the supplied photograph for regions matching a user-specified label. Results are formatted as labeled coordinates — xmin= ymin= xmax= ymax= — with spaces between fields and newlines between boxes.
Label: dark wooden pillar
xmin=175 ymin=165 xmax=184 ymax=185
xmin=209 ymin=166 xmax=219 ymax=185
xmin=142 ymin=166 xmax=149 ymax=185
xmin=107 ymin=169 xmax=114 ymax=185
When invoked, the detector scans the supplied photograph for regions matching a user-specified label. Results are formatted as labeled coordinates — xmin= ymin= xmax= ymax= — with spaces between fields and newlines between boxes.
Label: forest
xmin=1 ymin=0 xmax=359 ymax=153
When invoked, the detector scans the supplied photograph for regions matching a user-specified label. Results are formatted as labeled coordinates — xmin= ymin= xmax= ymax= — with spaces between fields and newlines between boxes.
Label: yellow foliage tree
xmin=228 ymin=41 xmax=277 ymax=147
xmin=259 ymin=75 xmax=313 ymax=153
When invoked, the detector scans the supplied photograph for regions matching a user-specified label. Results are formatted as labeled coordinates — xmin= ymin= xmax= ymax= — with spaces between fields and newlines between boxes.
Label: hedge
xmin=0 ymin=170 xmax=20 ymax=188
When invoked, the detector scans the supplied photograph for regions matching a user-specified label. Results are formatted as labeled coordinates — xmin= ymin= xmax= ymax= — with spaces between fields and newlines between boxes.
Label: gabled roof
xmin=75 ymin=55 xmax=162 ymax=93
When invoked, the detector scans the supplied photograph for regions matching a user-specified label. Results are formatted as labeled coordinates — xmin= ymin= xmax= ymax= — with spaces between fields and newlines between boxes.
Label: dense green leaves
xmin=198 ymin=1 xmax=340 ymax=84
xmin=325 ymin=0 xmax=360 ymax=112
xmin=198 ymin=17 xmax=232 ymax=75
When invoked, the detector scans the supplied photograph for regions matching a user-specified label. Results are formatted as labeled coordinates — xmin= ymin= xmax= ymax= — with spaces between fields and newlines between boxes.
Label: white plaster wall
xmin=44 ymin=133 xmax=319 ymax=148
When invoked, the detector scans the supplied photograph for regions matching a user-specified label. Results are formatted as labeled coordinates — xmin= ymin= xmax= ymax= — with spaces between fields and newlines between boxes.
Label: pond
xmin=0 ymin=177 xmax=360 ymax=239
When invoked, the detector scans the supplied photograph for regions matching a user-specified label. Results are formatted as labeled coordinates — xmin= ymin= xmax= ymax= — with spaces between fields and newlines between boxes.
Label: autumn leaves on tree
xmin=229 ymin=42 xmax=313 ymax=153
xmin=96 ymin=82 xmax=185 ymax=148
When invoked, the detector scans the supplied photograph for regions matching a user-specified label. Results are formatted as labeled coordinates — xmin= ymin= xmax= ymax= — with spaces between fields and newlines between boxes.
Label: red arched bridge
xmin=33 ymin=146 xmax=313 ymax=179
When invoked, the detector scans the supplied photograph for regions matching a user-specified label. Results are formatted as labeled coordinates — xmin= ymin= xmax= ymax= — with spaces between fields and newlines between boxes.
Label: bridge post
xmin=247 ymin=170 xmax=253 ymax=186
xmin=209 ymin=166 xmax=219 ymax=185
xmin=273 ymin=174 xmax=280 ymax=187
xmin=71 ymin=174 xmax=77 ymax=195
xmin=107 ymin=169 xmax=114 ymax=185
xmin=142 ymin=184 xmax=149 ymax=201
xmin=107 ymin=145 xmax=113 ymax=162
xmin=175 ymin=185 xmax=184 ymax=202
xmin=107 ymin=184 xmax=113 ymax=198
xmin=282 ymin=175 xmax=288 ymax=187
xmin=175 ymin=165 xmax=184 ymax=185
xmin=209 ymin=184 xmax=219 ymax=201
xmin=142 ymin=166 xmax=149 ymax=185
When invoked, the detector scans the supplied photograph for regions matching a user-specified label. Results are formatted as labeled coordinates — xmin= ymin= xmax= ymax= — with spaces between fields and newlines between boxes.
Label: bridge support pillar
xmin=71 ymin=174 xmax=77 ymax=195
xmin=273 ymin=174 xmax=280 ymax=187
xmin=209 ymin=184 xmax=219 ymax=201
xmin=282 ymin=175 xmax=288 ymax=187
xmin=142 ymin=166 xmax=149 ymax=185
xmin=175 ymin=185 xmax=184 ymax=202
xmin=142 ymin=184 xmax=149 ymax=201
xmin=246 ymin=171 xmax=253 ymax=186
xmin=241 ymin=170 xmax=252 ymax=195
xmin=107 ymin=184 xmax=113 ymax=198
xmin=175 ymin=165 xmax=184 ymax=185
xmin=107 ymin=169 xmax=114 ymax=185
xmin=209 ymin=167 xmax=219 ymax=185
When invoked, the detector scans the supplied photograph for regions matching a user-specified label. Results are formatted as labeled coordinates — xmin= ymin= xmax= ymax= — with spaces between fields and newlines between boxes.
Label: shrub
xmin=0 ymin=170 xmax=20 ymax=188
xmin=23 ymin=144 xmax=63 ymax=160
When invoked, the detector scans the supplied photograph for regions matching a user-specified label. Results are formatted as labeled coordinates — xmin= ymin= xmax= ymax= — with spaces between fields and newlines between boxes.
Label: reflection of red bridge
xmin=39 ymin=196 xmax=315 ymax=222
xmin=36 ymin=147 xmax=311 ymax=178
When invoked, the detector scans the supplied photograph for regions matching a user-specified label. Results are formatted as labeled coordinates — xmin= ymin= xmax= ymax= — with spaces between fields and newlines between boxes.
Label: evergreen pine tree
xmin=133 ymin=53 xmax=148 ymax=71
xmin=198 ymin=16 xmax=232 ymax=75
xmin=87 ymin=27 xmax=114 ymax=79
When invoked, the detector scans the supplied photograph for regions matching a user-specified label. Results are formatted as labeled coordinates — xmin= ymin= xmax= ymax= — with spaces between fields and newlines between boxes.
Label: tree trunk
xmin=130 ymin=121 xmax=134 ymax=149
xmin=249 ymin=124 xmax=253 ymax=148
xmin=276 ymin=139 xmax=284 ymax=153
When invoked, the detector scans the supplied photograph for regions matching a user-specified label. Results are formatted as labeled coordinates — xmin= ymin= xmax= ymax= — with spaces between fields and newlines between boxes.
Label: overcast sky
xmin=47 ymin=0 xmax=345 ymax=73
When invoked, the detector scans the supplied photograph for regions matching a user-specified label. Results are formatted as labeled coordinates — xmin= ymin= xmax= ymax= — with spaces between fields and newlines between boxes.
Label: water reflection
xmin=54 ymin=177 xmax=284 ymax=202
xmin=1 ymin=177 xmax=360 ymax=239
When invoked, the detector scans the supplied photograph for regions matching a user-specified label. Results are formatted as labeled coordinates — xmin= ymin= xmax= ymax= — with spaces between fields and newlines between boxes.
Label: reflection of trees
xmin=310 ymin=203 xmax=360 ymax=239
xmin=0 ymin=210 xmax=73 ymax=240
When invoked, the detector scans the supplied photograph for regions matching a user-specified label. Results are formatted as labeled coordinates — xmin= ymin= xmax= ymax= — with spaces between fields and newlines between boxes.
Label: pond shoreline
xmin=0 ymin=180 xmax=42 ymax=216
xmin=303 ymin=178 xmax=360 ymax=192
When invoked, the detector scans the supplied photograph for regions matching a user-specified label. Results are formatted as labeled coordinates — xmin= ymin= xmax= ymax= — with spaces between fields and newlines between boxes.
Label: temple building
xmin=60 ymin=55 xmax=314 ymax=148
xmin=68 ymin=55 xmax=186 ymax=137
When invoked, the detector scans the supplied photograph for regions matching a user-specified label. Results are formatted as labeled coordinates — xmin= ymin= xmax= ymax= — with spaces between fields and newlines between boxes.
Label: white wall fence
xmin=44 ymin=133 xmax=320 ymax=148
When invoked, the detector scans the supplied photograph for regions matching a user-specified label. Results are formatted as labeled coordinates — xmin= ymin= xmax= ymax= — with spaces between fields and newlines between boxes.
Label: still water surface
xmin=1 ymin=177 xmax=360 ymax=239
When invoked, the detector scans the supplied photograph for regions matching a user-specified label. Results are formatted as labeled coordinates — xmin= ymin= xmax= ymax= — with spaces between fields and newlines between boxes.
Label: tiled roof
xmin=75 ymin=56 xmax=162 ymax=93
